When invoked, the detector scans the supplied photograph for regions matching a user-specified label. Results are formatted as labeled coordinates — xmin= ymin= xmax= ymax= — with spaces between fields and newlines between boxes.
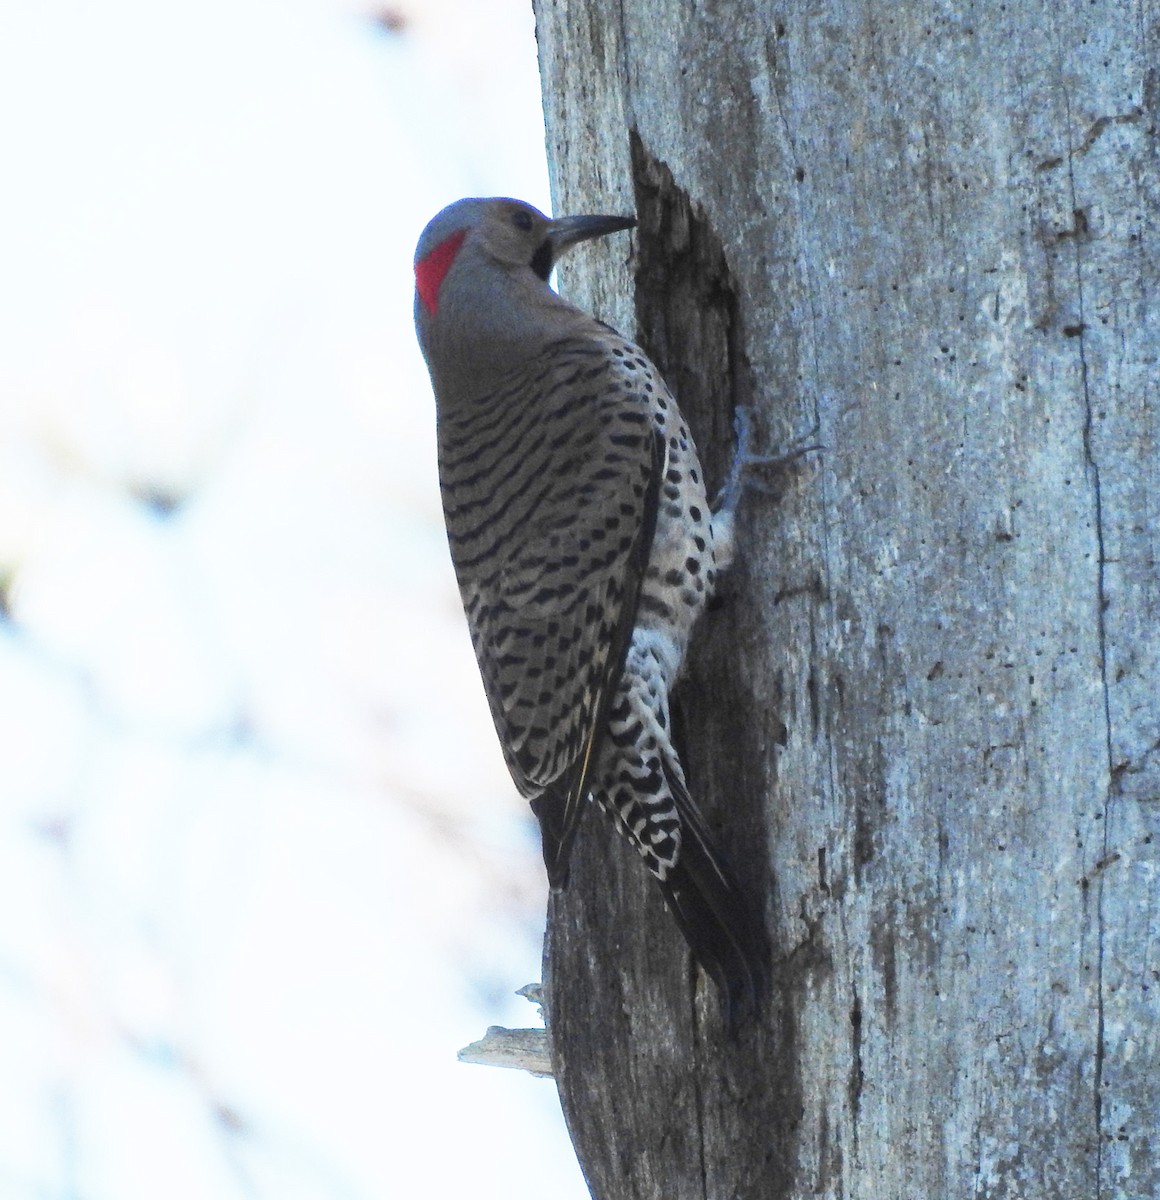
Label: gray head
xmin=413 ymin=197 xmax=635 ymax=405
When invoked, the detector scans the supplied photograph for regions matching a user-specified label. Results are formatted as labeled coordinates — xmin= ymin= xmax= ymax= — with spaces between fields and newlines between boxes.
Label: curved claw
xmin=715 ymin=407 xmax=822 ymax=513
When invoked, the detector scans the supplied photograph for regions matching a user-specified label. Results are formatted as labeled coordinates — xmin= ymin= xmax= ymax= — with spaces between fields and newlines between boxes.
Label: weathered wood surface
xmin=531 ymin=1 xmax=1160 ymax=1197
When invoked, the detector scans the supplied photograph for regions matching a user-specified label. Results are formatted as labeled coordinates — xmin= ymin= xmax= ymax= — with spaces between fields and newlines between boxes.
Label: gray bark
xmin=531 ymin=1 xmax=1160 ymax=1198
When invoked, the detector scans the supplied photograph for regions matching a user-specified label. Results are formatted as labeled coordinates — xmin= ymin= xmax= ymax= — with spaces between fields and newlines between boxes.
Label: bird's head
xmin=413 ymin=197 xmax=635 ymax=402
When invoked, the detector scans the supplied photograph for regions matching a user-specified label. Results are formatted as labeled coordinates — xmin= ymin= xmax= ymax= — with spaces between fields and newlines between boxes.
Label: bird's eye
xmin=511 ymin=209 xmax=534 ymax=231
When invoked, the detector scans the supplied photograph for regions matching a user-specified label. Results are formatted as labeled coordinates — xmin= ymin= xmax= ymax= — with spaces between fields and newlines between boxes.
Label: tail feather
xmin=531 ymin=783 xmax=584 ymax=891
xmin=658 ymin=766 xmax=768 ymax=1025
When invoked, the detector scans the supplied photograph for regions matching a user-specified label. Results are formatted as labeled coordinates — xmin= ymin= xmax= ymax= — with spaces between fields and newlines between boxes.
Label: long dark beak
xmin=546 ymin=212 xmax=636 ymax=258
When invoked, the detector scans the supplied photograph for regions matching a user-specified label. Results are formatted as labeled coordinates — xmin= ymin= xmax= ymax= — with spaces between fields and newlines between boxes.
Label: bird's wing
xmin=437 ymin=335 xmax=664 ymax=885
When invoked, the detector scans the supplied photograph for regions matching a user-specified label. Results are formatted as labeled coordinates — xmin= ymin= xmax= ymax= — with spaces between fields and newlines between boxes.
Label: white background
xmin=0 ymin=0 xmax=590 ymax=1195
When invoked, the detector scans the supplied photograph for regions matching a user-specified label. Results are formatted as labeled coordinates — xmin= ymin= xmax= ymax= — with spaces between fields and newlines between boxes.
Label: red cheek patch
xmin=415 ymin=228 xmax=468 ymax=315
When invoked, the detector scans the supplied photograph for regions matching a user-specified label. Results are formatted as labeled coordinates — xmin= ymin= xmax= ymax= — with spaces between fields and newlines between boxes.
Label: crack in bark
xmin=848 ymin=987 xmax=864 ymax=1129
xmin=628 ymin=128 xmax=799 ymax=1200
xmin=628 ymin=127 xmax=752 ymax=472
xmin=1060 ymin=72 xmax=1113 ymax=1200
xmin=689 ymin=975 xmax=709 ymax=1200
xmin=1036 ymin=109 xmax=1145 ymax=170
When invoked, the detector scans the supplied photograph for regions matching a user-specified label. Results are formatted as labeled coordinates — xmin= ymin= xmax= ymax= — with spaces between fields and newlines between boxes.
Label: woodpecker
xmin=413 ymin=196 xmax=765 ymax=1015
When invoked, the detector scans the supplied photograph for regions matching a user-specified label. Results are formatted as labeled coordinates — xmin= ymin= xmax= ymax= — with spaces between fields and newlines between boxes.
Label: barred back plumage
xmin=437 ymin=336 xmax=659 ymax=808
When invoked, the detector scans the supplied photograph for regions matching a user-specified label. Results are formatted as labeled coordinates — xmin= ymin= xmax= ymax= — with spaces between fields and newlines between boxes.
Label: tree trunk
xmin=531 ymin=1 xmax=1160 ymax=1197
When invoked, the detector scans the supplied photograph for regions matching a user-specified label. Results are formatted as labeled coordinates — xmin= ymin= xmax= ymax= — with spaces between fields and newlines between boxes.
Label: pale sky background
xmin=0 ymin=0 xmax=591 ymax=1195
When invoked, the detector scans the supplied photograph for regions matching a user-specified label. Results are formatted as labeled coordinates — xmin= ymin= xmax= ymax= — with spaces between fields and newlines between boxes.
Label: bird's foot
xmin=715 ymin=407 xmax=822 ymax=513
